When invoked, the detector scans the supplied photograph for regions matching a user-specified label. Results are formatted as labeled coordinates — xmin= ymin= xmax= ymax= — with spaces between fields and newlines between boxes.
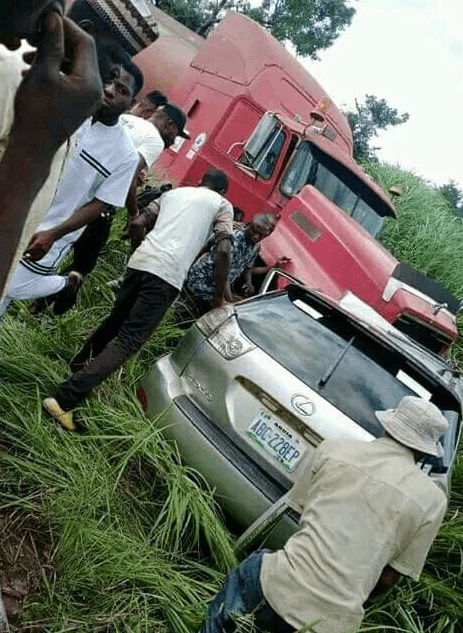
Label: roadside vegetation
xmin=1 ymin=165 xmax=463 ymax=632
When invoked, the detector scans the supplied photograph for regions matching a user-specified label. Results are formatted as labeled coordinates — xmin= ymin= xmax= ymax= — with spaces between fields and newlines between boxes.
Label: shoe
xmin=42 ymin=397 xmax=76 ymax=431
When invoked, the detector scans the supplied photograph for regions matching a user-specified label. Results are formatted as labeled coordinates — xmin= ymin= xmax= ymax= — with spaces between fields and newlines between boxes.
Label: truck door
xmin=213 ymin=108 xmax=292 ymax=219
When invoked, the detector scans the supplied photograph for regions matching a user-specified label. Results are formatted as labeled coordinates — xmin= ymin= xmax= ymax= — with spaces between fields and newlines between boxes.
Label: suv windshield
xmin=235 ymin=288 xmax=457 ymax=443
xmin=281 ymin=141 xmax=388 ymax=237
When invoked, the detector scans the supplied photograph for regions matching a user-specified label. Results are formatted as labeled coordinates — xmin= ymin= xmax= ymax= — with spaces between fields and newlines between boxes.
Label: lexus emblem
xmin=291 ymin=394 xmax=315 ymax=416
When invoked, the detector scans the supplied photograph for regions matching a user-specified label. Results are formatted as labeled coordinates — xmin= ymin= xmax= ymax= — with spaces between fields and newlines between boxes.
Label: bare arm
xmin=126 ymin=154 xmax=147 ymax=218
xmin=0 ymin=13 xmax=101 ymax=291
xmin=25 ymin=199 xmax=105 ymax=261
xmin=212 ymin=238 xmax=232 ymax=308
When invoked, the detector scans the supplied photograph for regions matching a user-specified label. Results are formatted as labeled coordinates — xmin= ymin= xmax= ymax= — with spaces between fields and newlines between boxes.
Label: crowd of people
xmin=0 ymin=2 xmax=451 ymax=633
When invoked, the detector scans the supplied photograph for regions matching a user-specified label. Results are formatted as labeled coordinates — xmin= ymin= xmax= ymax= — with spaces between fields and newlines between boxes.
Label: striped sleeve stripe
xmin=80 ymin=150 xmax=111 ymax=178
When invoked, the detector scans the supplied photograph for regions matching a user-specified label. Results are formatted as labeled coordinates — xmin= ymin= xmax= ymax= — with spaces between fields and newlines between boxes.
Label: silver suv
xmin=138 ymin=279 xmax=462 ymax=547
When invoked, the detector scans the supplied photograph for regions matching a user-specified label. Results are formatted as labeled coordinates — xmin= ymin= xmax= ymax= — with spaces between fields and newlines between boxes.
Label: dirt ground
xmin=0 ymin=513 xmax=53 ymax=630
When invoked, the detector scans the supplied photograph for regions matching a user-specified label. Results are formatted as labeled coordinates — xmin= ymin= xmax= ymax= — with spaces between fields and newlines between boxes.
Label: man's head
xmin=375 ymin=396 xmax=449 ymax=458
xmin=200 ymin=169 xmax=228 ymax=195
xmin=97 ymin=58 xmax=143 ymax=125
xmin=0 ymin=0 xmax=65 ymax=49
xmin=150 ymin=104 xmax=190 ymax=148
xmin=246 ymin=213 xmax=278 ymax=244
xmin=131 ymin=90 xmax=168 ymax=119
xmin=66 ymin=0 xmax=158 ymax=56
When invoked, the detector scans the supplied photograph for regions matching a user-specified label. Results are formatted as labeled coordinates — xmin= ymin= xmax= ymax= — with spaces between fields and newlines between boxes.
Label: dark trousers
xmin=201 ymin=550 xmax=295 ymax=633
xmin=55 ymin=269 xmax=178 ymax=410
xmin=51 ymin=213 xmax=114 ymax=315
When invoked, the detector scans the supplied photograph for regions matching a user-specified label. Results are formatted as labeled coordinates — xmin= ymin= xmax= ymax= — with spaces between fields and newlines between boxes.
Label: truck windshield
xmin=281 ymin=141 xmax=386 ymax=237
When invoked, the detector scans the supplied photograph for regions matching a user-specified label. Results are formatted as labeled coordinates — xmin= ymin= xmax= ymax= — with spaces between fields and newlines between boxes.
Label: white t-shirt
xmin=261 ymin=437 xmax=447 ymax=633
xmin=128 ymin=186 xmax=233 ymax=290
xmin=120 ymin=113 xmax=164 ymax=169
xmin=21 ymin=118 xmax=138 ymax=272
xmin=0 ymin=44 xmax=77 ymax=293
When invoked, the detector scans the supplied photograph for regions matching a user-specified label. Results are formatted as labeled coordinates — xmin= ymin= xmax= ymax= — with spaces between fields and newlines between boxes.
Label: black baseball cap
xmin=162 ymin=103 xmax=190 ymax=139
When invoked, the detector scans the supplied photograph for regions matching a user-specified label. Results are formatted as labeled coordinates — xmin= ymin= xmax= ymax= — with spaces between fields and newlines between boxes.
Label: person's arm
xmin=25 ymin=199 xmax=105 ymax=261
xmin=242 ymin=267 xmax=254 ymax=296
xmin=212 ymin=237 xmax=232 ymax=308
xmin=0 ymin=13 xmax=101 ymax=291
xmin=126 ymin=154 xmax=147 ymax=218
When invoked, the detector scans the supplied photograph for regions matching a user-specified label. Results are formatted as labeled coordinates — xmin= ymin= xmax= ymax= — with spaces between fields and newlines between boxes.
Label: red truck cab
xmin=135 ymin=9 xmax=459 ymax=354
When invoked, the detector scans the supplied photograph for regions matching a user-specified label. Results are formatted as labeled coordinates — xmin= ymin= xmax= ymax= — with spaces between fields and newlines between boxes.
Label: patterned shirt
xmin=186 ymin=228 xmax=260 ymax=301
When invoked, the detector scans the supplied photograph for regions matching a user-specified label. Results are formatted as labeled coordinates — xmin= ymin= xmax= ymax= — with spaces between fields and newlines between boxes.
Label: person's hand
xmin=12 ymin=12 xmax=102 ymax=155
xmin=242 ymin=281 xmax=254 ymax=296
xmin=127 ymin=214 xmax=147 ymax=249
xmin=24 ymin=228 xmax=59 ymax=261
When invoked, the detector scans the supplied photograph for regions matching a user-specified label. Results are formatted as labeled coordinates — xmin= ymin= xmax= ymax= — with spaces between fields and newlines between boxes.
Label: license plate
xmin=246 ymin=410 xmax=306 ymax=472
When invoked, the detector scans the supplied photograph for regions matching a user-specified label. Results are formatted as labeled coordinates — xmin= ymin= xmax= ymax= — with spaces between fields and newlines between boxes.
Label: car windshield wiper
xmin=318 ymin=335 xmax=355 ymax=389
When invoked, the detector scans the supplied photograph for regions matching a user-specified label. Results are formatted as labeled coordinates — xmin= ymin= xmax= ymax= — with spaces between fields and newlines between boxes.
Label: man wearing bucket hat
xmin=199 ymin=395 xmax=449 ymax=633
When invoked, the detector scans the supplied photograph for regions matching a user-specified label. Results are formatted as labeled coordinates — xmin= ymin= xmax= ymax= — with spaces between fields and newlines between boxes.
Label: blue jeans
xmin=201 ymin=550 xmax=295 ymax=633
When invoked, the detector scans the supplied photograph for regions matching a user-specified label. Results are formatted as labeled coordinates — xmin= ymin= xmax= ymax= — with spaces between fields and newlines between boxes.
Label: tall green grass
xmin=0 ymin=237 xmax=235 ymax=632
xmin=1 ymin=168 xmax=463 ymax=632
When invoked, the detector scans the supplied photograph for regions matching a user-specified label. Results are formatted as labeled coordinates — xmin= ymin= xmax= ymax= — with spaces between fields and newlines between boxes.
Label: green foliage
xmin=364 ymin=162 xmax=463 ymax=300
xmin=345 ymin=95 xmax=410 ymax=162
xmin=247 ymin=0 xmax=356 ymax=58
xmin=437 ymin=180 xmax=463 ymax=218
xmin=0 ymin=234 xmax=235 ymax=632
xmin=155 ymin=0 xmax=211 ymax=32
xmin=156 ymin=0 xmax=356 ymax=59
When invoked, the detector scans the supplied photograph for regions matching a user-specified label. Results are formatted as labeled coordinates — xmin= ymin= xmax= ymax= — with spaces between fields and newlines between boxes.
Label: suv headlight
xmin=196 ymin=306 xmax=255 ymax=359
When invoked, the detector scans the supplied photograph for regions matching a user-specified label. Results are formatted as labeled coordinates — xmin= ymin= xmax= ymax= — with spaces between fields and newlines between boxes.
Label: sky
xmin=306 ymin=0 xmax=463 ymax=190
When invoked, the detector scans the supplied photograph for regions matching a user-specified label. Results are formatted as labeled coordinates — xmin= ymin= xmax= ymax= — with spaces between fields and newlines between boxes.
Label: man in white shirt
xmin=43 ymin=168 xmax=233 ymax=431
xmin=0 ymin=58 xmax=142 ymax=315
xmin=0 ymin=1 xmax=101 ymax=295
xmin=199 ymin=396 xmax=449 ymax=633
xmin=42 ymin=102 xmax=189 ymax=316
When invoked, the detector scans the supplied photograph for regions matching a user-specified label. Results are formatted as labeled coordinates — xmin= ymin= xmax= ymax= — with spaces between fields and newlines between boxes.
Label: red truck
xmin=134 ymin=8 xmax=458 ymax=354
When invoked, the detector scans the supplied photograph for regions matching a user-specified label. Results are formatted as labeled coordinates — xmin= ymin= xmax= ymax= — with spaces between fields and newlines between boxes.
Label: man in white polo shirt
xmin=43 ymin=168 xmax=233 ymax=431
xmin=199 ymin=396 xmax=449 ymax=633
xmin=0 ymin=58 xmax=142 ymax=316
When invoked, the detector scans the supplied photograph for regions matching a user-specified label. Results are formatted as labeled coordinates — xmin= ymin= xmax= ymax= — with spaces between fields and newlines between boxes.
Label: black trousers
xmin=50 ymin=213 xmax=114 ymax=315
xmin=55 ymin=269 xmax=178 ymax=410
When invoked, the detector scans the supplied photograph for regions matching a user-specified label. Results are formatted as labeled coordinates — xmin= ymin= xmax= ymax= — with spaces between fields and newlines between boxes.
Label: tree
xmin=154 ymin=0 xmax=210 ymax=32
xmin=345 ymin=94 xmax=409 ymax=162
xmin=247 ymin=0 xmax=356 ymax=58
xmin=438 ymin=180 xmax=463 ymax=218
xmin=153 ymin=0 xmax=356 ymax=59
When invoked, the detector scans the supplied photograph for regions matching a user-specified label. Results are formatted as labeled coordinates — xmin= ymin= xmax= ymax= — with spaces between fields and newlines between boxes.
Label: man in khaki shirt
xmin=200 ymin=396 xmax=449 ymax=633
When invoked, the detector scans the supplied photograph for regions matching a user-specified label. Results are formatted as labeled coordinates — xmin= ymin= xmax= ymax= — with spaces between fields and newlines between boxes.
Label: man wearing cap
xmin=199 ymin=395 xmax=449 ymax=633
xmin=131 ymin=90 xmax=167 ymax=119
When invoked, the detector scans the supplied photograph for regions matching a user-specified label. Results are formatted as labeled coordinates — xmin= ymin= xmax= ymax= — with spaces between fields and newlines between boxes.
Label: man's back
xmin=261 ymin=437 xmax=447 ymax=633
xmin=128 ymin=186 xmax=233 ymax=290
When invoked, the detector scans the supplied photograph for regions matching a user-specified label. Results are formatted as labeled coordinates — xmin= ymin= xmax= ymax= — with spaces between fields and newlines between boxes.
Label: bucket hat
xmin=86 ymin=0 xmax=159 ymax=55
xmin=375 ymin=396 xmax=449 ymax=457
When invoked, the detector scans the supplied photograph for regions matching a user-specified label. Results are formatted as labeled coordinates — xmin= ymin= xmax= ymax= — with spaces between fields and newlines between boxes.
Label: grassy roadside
xmin=0 ymin=238 xmax=235 ymax=632
xmin=0 ymin=165 xmax=463 ymax=632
